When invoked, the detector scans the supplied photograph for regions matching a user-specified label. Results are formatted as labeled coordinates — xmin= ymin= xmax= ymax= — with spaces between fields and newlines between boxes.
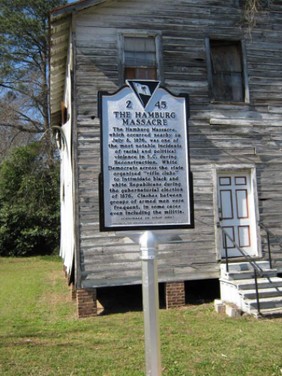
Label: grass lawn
xmin=0 ymin=256 xmax=281 ymax=376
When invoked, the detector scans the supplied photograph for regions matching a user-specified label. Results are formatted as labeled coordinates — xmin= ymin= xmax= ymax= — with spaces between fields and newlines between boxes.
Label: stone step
xmin=241 ymin=286 xmax=282 ymax=300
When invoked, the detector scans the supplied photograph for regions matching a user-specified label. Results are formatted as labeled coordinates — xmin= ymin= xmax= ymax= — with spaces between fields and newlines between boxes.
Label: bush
xmin=0 ymin=143 xmax=60 ymax=256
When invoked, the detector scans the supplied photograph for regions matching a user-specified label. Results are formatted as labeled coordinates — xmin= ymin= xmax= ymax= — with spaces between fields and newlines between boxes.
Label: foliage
xmin=0 ymin=257 xmax=282 ymax=375
xmin=0 ymin=0 xmax=66 ymax=156
xmin=0 ymin=143 xmax=60 ymax=256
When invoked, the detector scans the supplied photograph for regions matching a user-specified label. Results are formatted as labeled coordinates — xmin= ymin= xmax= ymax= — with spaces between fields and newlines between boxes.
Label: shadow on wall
xmin=96 ymin=279 xmax=220 ymax=315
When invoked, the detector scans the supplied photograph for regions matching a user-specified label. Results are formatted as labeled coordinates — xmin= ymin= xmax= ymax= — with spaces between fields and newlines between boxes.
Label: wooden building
xmin=49 ymin=0 xmax=282 ymax=317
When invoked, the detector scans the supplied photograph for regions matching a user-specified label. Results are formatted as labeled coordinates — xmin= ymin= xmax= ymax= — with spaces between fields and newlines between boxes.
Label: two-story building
xmin=49 ymin=0 xmax=282 ymax=317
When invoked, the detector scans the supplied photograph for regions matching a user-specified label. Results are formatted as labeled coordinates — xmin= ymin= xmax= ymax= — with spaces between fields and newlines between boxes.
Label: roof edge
xmin=50 ymin=0 xmax=107 ymax=19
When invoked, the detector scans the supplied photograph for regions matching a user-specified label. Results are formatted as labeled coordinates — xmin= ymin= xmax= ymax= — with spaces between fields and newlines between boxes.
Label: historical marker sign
xmin=98 ymin=80 xmax=193 ymax=231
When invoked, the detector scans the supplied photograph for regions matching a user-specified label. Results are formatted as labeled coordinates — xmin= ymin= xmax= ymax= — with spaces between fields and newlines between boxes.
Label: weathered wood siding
xmin=71 ymin=0 xmax=282 ymax=288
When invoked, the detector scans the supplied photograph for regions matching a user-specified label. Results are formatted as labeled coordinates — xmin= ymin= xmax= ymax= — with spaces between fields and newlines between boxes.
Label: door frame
xmin=213 ymin=165 xmax=261 ymax=260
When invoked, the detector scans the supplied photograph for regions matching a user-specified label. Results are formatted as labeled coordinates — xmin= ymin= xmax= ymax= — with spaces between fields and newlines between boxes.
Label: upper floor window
xmin=122 ymin=35 xmax=158 ymax=81
xmin=206 ymin=39 xmax=249 ymax=103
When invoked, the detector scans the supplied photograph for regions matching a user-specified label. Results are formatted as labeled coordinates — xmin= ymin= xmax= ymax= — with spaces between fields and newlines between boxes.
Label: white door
xmin=217 ymin=172 xmax=258 ymax=258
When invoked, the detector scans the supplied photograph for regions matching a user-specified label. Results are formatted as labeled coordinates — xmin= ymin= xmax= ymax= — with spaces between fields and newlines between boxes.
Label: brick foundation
xmin=70 ymin=284 xmax=76 ymax=301
xmin=76 ymin=288 xmax=97 ymax=318
xmin=165 ymin=281 xmax=185 ymax=309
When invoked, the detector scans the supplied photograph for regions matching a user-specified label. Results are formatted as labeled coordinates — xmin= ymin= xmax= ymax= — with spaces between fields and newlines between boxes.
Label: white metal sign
xmin=99 ymin=80 xmax=193 ymax=231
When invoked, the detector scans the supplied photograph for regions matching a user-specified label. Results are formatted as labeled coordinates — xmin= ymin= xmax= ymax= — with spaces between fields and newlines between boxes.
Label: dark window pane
xmin=123 ymin=36 xmax=157 ymax=80
xmin=210 ymin=40 xmax=244 ymax=102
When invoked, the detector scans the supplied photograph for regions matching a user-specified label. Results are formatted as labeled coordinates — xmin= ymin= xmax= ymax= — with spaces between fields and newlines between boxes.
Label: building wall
xmin=71 ymin=0 xmax=282 ymax=289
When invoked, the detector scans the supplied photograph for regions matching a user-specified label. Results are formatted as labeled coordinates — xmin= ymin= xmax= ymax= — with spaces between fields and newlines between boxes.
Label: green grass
xmin=0 ymin=257 xmax=281 ymax=376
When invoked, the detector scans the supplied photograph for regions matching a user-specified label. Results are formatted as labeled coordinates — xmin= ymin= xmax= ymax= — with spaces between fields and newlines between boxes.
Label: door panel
xmin=236 ymin=190 xmax=248 ymax=218
xmin=222 ymin=226 xmax=235 ymax=249
xmin=238 ymin=225 xmax=250 ymax=247
xmin=218 ymin=172 xmax=258 ymax=258
xmin=220 ymin=190 xmax=233 ymax=219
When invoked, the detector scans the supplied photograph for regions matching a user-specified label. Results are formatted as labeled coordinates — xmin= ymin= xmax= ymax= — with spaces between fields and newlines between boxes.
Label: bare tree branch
xmin=0 ymin=122 xmax=43 ymax=133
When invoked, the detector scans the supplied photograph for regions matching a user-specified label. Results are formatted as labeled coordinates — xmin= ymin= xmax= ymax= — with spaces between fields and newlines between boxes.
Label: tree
xmin=0 ymin=0 xmax=66 ymax=256
xmin=0 ymin=142 xmax=60 ymax=256
xmin=0 ymin=91 xmax=34 ymax=162
xmin=0 ymin=0 xmax=67 ymax=157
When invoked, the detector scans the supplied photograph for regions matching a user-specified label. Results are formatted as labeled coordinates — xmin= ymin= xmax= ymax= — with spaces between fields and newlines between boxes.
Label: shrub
xmin=0 ymin=143 xmax=60 ymax=256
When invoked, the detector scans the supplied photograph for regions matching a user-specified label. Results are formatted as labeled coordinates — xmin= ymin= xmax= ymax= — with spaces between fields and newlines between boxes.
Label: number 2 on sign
xmin=126 ymin=100 xmax=133 ymax=109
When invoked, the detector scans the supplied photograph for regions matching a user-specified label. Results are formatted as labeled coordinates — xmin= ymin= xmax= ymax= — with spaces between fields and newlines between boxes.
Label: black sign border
xmin=98 ymin=83 xmax=194 ymax=232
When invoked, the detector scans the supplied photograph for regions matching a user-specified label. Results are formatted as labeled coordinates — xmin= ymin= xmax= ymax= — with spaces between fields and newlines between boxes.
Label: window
xmin=122 ymin=36 xmax=158 ymax=81
xmin=206 ymin=39 xmax=249 ymax=103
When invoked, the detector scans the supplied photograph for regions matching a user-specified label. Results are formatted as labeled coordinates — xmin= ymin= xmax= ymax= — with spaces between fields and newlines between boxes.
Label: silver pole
xmin=139 ymin=231 xmax=162 ymax=376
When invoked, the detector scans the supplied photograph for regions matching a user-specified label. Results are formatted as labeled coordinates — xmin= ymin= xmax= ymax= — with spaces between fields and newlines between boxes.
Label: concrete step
xmin=244 ymin=296 xmax=282 ymax=310
xmin=232 ymin=277 xmax=282 ymax=290
xmin=221 ymin=269 xmax=277 ymax=281
xmin=219 ymin=261 xmax=282 ymax=318
xmin=220 ymin=261 xmax=271 ymax=274
xmin=256 ymin=307 xmax=282 ymax=318
xmin=241 ymin=286 xmax=282 ymax=300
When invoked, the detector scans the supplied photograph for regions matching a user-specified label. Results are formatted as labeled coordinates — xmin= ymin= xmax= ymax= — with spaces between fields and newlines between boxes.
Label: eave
xmin=49 ymin=0 xmax=107 ymax=126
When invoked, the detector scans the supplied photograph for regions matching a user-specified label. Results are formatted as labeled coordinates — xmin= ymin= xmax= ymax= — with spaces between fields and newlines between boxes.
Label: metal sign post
xmin=140 ymin=231 xmax=161 ymax=376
